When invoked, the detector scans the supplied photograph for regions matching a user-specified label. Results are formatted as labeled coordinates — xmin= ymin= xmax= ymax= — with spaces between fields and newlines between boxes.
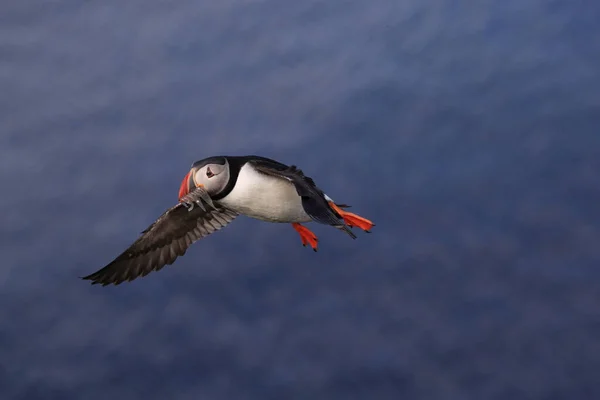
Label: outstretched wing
xmin=250 ymin=159 xmax=355 ymax=238
xmin=82 ymin=202 xmax=238 ymax=286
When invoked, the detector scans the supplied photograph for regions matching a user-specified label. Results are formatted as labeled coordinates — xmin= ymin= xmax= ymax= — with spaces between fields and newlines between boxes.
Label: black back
xmin=199 ymin=155 xmax=289 ymax=200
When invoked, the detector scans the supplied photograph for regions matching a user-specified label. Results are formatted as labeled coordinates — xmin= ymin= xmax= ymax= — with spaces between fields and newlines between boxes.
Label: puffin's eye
xmin=206 ymin=167 xmax=214 ymax=178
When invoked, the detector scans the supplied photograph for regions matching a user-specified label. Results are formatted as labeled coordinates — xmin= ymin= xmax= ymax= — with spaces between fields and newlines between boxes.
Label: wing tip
xmin=80 ymin=270 xmax=122 ymax=286
xmin=80 ymin=274 xmax=105 ymax=286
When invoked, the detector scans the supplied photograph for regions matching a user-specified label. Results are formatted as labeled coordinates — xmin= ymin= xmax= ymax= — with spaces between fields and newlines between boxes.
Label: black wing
xmin=248 ymin=158 xmax=321 ymax=197
xmin=82 ymin=203 xmax=238 ymax=286
xmin=249 ymin=159 xmax=356 ymax=238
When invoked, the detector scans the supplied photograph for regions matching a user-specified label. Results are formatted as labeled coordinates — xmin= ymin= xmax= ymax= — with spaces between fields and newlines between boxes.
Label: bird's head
xmin=178 ymin=156 xmax=230 ymax=200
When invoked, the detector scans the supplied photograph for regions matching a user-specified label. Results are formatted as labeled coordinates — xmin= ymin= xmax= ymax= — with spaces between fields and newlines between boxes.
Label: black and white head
xmin=178 ymin=156 xmax=231 ymax=200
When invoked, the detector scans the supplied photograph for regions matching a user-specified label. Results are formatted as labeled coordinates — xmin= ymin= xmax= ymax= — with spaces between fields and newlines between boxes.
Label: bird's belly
xmin=219 ymin=168 xmax=311 ymax=223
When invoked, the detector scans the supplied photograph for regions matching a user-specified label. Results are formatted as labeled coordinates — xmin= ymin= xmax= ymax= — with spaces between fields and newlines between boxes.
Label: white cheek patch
xmin=194 ymin=169 xmax=207 ymax=186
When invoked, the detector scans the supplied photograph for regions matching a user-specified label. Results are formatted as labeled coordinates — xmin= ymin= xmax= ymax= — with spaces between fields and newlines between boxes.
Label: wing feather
xmin=82 ymin=203 xmax=238 ymax=286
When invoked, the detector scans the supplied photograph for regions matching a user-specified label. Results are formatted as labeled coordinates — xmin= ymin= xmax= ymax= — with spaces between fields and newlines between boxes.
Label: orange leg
xmin=328 ymin=202 xmax=375 ymax=232
xmin=292 ymin=223 xmax=319 ymax=251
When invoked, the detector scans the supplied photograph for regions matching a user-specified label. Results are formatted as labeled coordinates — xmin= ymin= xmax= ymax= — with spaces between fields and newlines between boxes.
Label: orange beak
xmin=178 ymin=170 xmax=193 ymax=200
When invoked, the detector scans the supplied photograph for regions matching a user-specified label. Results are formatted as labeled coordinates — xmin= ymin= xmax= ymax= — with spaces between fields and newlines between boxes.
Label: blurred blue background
xmin=1 ymin=0 xmax=600 ymax=399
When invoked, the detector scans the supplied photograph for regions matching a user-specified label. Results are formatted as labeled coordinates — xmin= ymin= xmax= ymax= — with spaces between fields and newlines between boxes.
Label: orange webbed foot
xmin=329 ymin=202 xmax=375 ymax=232
xmin=292 ymin=223 xmax=318 ymax=251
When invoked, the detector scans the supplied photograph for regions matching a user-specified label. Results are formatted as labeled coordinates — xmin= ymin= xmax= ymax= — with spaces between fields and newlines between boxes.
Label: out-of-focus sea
xmin=1 ymin=0 xmax=599 ymax=399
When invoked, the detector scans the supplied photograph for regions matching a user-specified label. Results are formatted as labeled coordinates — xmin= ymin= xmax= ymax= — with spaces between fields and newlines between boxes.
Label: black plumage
xmin=249 ymin=158 xmax=357 ymax=239
xmin=81 ymin=203 xmax=237 ymax=286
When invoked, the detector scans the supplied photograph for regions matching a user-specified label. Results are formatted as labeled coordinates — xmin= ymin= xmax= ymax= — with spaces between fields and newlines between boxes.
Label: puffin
xmin=82 ymin=155 xmax=374 ymax=286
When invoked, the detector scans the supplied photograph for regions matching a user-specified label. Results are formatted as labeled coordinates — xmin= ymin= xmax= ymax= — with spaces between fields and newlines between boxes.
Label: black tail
xmin=337 ymin=224 xmax=357 ymax=239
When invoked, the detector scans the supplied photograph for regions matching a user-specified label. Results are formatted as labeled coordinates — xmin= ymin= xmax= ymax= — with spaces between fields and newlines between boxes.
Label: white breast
xmin=218 ymin=164 xmax=312 ymax=223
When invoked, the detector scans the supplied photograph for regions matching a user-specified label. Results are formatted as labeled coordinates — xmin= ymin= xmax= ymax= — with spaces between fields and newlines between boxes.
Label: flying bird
xmin=82 ymin=155 xmax=375 ymax=286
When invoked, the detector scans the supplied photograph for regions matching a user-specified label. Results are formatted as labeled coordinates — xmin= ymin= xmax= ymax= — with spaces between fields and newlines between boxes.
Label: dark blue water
xmin=1 ymin=0 xmax=600 ymax=399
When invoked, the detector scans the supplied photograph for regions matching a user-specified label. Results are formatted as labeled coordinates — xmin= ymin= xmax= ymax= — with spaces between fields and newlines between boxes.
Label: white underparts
xmin=218 ymin=164 xmax=312 ymax=223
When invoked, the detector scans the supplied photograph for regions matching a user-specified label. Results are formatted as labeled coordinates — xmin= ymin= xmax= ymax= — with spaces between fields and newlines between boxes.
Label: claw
xmin=292 ymin=223 xmax=318 ymax=251
xmin=329 ymin=202 xmax=374 ymax=232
